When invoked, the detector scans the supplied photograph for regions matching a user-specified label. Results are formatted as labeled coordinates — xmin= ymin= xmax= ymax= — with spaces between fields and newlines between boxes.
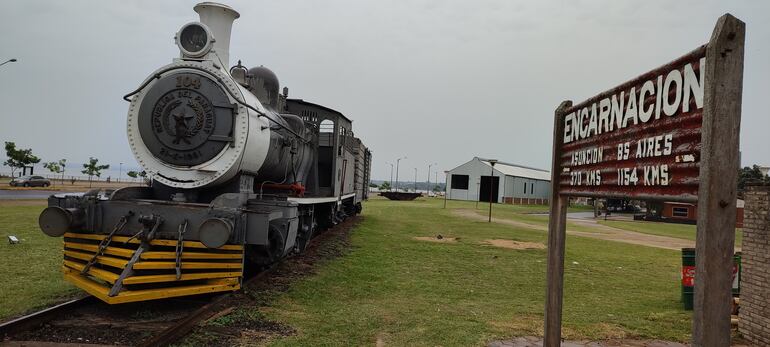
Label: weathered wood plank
xmin=692 ymin=13 xmax=745 ymax=347
xmin=544 ymin=100 xmax=572 ymax=347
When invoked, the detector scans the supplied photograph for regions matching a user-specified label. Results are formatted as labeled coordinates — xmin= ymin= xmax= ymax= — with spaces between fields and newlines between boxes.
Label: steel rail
xmin=0 ymin=296 xmax=95 ymax=337
xmin=137 ymin=265 xmax=278 ymax=347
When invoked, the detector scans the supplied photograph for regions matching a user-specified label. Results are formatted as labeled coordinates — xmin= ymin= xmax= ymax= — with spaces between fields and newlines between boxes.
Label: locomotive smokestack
xmin=194 ymin=2 xmax=240 ymax=69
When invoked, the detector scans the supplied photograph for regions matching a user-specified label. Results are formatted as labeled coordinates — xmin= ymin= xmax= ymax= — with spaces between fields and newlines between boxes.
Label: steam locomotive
xmin=38 ymin=2 xmax=371 ymax=304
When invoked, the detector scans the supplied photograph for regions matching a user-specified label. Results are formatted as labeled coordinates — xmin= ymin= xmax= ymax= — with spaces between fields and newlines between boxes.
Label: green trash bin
xmin=733 ymin=252 xmax=741 ymax=296
xmin=681 ymin=248 xmax=696 ymax=310
xmin=680 ymin=248 xmax=742 ymax=310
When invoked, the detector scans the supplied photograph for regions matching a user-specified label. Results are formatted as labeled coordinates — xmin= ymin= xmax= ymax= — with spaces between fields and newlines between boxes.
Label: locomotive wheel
xmin=246 ymin=225 xmax=286 ymax=268
xmin=266 ymin=226 xmax=285 ymax=262
xmin=295 ymin=215 xmax=316 ymax=253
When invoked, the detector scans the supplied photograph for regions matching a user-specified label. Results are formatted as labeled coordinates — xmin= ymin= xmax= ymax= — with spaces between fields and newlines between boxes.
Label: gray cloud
xmin=1 ymin=0 xmax=768 ymax=182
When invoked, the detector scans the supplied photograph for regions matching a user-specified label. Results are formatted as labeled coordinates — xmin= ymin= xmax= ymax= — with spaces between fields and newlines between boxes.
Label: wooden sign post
xmin=544 ymin=14 xmax=744 ymax=347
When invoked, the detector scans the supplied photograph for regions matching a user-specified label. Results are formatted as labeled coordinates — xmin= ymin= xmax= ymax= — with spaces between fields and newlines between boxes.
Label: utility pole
xmin=387 ymin=162 xmax=394 ymax=191
xmin=425 ymin=163 xmax=438 ymax=196
xmin=395 ymin=156 xmax=406 ymax=192
xmin=488 ymin=160 xmax=497 ymax=222
xmin=414 ymin=167 xmax=417 ymax=192
xmin=118 ymin=162 xmax=123 ymax=183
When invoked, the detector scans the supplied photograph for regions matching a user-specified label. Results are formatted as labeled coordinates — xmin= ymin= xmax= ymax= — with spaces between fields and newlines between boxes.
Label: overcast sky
xmin=1 ymin=0 xmax=768 ymax=182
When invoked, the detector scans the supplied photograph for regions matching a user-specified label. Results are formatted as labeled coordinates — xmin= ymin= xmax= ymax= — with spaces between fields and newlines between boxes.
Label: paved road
xmin=0 ymin=190 xmax=62 ymax=200
xmin=454 ymin=209 xmax=697 ymax=251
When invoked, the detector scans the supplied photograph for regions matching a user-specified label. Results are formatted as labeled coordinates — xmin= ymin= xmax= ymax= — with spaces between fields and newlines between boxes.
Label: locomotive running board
xmin=61 ymin=232 xmax=244 ymax=304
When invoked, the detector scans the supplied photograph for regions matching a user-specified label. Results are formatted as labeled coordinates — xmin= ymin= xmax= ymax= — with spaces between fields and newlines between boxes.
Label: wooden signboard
xmin=545 ymin=14 xmax=744 ymax=347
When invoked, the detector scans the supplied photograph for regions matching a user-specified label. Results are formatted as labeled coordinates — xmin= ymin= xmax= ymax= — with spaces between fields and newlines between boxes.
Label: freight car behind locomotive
xmin=37 ymin=2 xmax=371 ymax=304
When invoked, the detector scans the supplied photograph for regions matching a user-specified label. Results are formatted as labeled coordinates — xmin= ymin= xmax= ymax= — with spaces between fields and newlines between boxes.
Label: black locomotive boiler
xmin=38 ymin=2 xmax=371 ymax=304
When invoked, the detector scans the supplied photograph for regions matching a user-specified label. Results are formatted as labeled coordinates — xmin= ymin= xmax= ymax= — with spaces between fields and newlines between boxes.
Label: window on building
xmin=319 ymin=119 xmax=334 ymax=133
xmin=531 ymin=183 xmax=534 ymax=195
xmin=672 ymin=207 xmax=689 ymax=218
xmin=451 ymin=174 xmax=469 ymax=189
xmin=523 ymin=182 xmax=527 ymax=194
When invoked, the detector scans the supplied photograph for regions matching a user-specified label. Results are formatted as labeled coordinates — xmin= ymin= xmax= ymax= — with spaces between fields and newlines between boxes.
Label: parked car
xmin=9 ymin=175 xmax=51 ymax=187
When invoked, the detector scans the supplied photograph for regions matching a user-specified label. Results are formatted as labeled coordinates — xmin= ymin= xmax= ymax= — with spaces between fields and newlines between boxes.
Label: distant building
xmin=445 ymin=157 xmax=550 ymax=204
xmin=661 ymin=200 xmax=745 ymax=228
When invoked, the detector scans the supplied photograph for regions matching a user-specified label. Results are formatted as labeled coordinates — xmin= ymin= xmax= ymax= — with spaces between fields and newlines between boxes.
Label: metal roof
xmin=286 ymin=98 xmax=352 ymax=123
xmin=476 ymin=157 xmax=551 ymax=181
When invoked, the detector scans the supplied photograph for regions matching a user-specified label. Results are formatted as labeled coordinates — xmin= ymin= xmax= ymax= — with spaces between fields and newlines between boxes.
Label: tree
xmin=126 ymin=170 xmax=139 ymax=182
xmin=43 ymin=159 xmax=66 ymax=186
xmin=368 ymin=183 xmax=378 ymax=188
xmin=433 ymin=184 xmax=441 ymax=192
xmin=738 ymin=165 xmax=770 ymax=192
xmin=379 ymin=181 xmax=391 ymax=191
xmin=81 ymin=157 xmax=109 ymax=188
xmin=3 ymin=142 xmax=41 ymax=177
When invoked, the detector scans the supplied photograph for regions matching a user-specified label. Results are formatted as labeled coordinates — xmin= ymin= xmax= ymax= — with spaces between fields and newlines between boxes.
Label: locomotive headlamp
xmin=176 ymin=22 xmax=214 ymax=58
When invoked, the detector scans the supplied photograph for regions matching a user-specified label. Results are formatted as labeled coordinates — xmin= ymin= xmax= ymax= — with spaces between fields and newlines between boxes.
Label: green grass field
xmin=262 ymin=198 xmax=691 ymax=345
xmin=0 ymin=202 xmax=77 ymax=320
xmin=0 ymin=198 xmax=702 ymax=344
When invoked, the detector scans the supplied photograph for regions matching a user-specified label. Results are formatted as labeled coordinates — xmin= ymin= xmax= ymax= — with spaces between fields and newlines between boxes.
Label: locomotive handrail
xmin=123 ymin=65 xmax=310 ymax=144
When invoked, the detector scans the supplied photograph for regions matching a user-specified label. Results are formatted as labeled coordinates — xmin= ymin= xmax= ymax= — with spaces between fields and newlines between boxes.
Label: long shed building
xmin=445 ymin=157 xmax=551 ymax=204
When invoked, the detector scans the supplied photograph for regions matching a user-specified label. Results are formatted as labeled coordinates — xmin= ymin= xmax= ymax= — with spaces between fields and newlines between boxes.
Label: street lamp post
xmin=476 ymin=181 xmax=480 ymax=209
xmin=435 ymin=171 xmax=438 ymax=194
xmin=386 ymin=162 xmax=394 ymax=191
xmin=443 ymin=170 xmax=449 ymax=209
xmin=413 ymin=168 xmax=417 ymax=192
xmin=0 ymin=58 xmax=17 ymax=68
xmin=427 ymin=162 xmax=437 ymax=196
xmin=488 ymin=160 xmax=497 ymax=222
xmin=395 ymin=156 xmax=406 ymax=192
xmin=118 ymin=162 xmax=123 ymax=183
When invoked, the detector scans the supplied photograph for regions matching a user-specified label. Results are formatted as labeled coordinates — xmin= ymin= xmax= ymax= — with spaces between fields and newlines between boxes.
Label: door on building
xmin=479 ymin=176 xmax=499 ymax=202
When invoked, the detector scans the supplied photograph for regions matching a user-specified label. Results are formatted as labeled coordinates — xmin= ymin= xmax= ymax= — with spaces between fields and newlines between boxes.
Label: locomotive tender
xmin=38 ymin=2 xmax=371 ymax=304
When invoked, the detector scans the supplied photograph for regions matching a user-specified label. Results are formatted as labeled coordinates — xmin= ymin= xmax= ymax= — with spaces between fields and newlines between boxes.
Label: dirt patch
xmin=483 ymin=239 xmax=545 ymax=250
xmin=413 ymin=235 xmax=458 ymax=243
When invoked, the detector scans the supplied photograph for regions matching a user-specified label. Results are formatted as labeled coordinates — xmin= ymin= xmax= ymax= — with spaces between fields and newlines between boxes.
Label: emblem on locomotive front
xmin=152 ymin=76 xmax=215 ymax=149
xmin=137 ymin=71 xmax=233 ymax=166
xmin=152 ymin=89 xmax=215 ymax=151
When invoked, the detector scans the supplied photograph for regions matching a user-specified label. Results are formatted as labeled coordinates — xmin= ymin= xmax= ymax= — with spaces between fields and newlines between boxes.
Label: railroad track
xmin=0 ymin=217 xmax=358 ymax=347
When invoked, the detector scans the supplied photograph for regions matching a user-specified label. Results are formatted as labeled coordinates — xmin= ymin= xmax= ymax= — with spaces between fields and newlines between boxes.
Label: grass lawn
xmin=598 ymin=220 xmax=742 ymax=246
xmin=0 ymin=201 xmax=77 ymax=320
xmin=262 ymin=198 xmax=691 ymax=346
